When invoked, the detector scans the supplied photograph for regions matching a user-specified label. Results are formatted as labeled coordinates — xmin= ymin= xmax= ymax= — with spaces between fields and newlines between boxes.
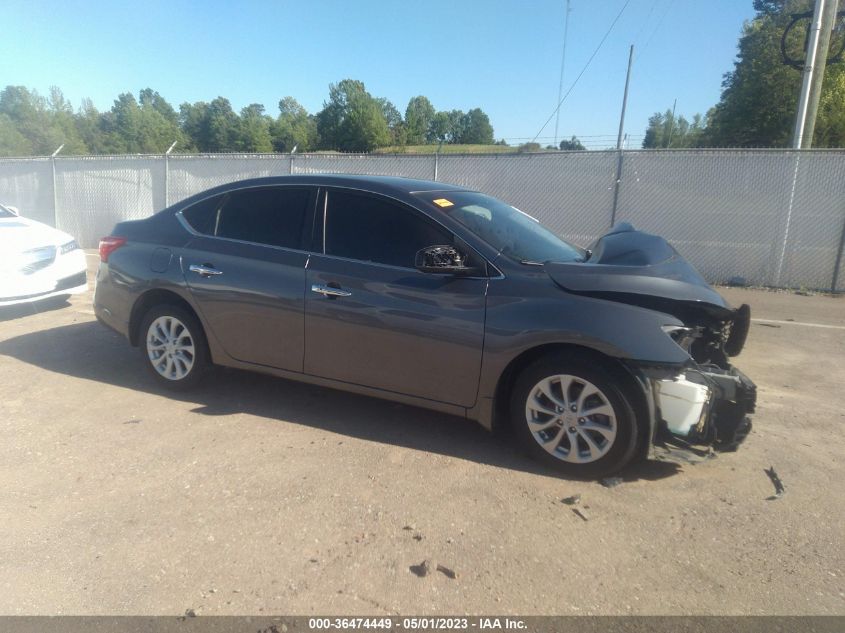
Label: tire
xmin=139 ymin=304 xmax=209 ymax=390
xmin=510 ymin=353 xmax=639 ymax=478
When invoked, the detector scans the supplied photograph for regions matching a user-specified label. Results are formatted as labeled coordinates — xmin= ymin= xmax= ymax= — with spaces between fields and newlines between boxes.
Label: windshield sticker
xmin=432 ymin=198 xmax=454 ymax=208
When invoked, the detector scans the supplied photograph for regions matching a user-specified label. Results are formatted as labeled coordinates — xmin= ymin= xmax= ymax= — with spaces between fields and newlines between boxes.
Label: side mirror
xmin=415 ymin=245 xmax=481 ymax=276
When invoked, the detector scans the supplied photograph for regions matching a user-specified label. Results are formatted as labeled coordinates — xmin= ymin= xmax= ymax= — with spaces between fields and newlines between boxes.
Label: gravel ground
xmin=0 ymin=255 xmax=843 ymax=615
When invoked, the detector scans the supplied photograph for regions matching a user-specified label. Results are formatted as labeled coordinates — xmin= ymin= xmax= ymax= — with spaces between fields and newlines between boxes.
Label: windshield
xmin=414 ymin=191 xmax=584 ymax=264
xmin=0 ymin=204 xmax=16 ymax=219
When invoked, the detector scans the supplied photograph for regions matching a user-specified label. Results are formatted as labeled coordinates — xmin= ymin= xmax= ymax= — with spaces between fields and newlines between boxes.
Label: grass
xmin=372 ymin=144 xmax=520 ymax=155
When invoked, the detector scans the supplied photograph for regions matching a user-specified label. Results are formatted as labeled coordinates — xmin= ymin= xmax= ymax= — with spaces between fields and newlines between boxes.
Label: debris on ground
xmin=402 ymin=525 xmax=415 ymax=531
xmin=180 ymin=609 xmax=197 ymax=620
xmin=409 ymin=560 xmax=431 ymax=577
xmin=758 ymin=322 xmax=781 ymax=328
xmin=436 ymin=564 xmax=457 ymax=579
xmin=572 ymin=508 xmax=589 ymax=522
xmin=764 ymin=466 xmax=786 ymax=500
xmin=728 ymin=276 xmax=747 ymax=287
xmin=600 ymin=477 xmax=623 ymax=488
xmin=561 ymin=494 xmax=581 ymax=505
xmin=412 ymin=534 xmax=423 ymax=541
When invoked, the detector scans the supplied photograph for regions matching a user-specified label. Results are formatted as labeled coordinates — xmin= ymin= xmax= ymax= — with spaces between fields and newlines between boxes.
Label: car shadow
xmin=0 ymin=296 xmax=72 ymax=323
xmin=0 ymin=320 xmax=682 ymax=482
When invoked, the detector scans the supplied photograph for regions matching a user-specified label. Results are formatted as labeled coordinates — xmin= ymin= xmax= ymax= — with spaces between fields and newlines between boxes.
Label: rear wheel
xmin=140 ymin=304 xmax=209 ymax=390
xmin=510 ymin=354 xmax=639 ymax=478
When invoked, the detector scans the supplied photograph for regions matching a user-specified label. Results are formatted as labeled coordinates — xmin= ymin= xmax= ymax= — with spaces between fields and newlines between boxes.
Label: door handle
xmin=189 ymin=264 xmax=223 ymax=277
xmin=311 ymin=284 xmax=352 ymax=298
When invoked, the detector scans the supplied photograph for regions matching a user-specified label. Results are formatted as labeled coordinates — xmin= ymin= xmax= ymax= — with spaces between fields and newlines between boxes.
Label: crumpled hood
xmin=0 ymin=215 xmax=75 ymax=253
xmin=545 ymin=223 xmax=732 ymax=315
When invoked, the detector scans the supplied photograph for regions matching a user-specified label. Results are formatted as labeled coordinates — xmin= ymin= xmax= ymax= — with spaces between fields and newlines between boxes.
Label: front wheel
xmin=510 ymin=355 xmax=639 ymax=478
xmin=140 ymin=304 xmax=209 ymax=390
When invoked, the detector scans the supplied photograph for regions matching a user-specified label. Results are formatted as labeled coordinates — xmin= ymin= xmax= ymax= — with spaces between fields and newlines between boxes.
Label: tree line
xmin=642 ymin=0 xmax=845 ymax=148
xmin=0 ymin=79 xmax=496 ymax=157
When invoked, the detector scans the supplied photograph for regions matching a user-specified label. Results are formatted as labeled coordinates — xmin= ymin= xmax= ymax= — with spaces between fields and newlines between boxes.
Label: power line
xmin=637 ymin=0 xmax=676 ymax=60
xmin=531 ymin=0 xmax=633 ymax=144
xmin=553 ymin=0 xmax=573 ymax=147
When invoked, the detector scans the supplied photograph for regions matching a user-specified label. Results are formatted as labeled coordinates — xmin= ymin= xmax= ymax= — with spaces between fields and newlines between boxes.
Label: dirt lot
xmin=0 ymin=254 xmax=843 ymax=616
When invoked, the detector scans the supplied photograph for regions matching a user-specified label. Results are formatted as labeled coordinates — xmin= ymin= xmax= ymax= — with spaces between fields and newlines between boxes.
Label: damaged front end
xmin=649 ymin=308 xmax=756 ymax=453
xmin=545 ymin=222 xmax=757 ymax=455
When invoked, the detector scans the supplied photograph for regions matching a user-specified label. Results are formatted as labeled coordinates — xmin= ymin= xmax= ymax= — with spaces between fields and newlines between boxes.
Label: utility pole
xmin=553 ymin=0 xmax=572 ymax=148
xmin=802 ymin=0 xmax=839 ymax=147
xmin=667 ymin=98 xmax=677 ymax=147
xmin=792 ymin=0 xmax=832 ymax=148
xmin=610 ymin=45 xmax=634 ymax=227
xmin=616 ymin=45 xmax=634 ymax=150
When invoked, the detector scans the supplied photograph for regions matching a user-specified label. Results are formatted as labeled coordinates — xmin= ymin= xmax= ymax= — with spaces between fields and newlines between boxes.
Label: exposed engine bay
xmin=545 ymin=223 xmax=757 ymax=453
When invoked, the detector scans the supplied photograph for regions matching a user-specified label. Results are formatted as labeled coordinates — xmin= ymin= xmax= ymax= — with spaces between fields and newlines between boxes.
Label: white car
xmin=0 ymin=203 xmax=88 ymax=307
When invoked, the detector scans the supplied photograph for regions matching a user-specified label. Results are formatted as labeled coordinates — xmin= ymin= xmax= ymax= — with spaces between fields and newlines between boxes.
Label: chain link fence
xmin=1 ymin=150 xmax=843 ymax=292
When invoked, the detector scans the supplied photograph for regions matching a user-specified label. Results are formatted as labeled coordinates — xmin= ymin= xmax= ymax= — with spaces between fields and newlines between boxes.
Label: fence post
xmin=164 ymin=153 xmax=169 ymax=208
xmin=774 ymin=152 xmax=802 ymax=287
xmin=164 ymin=141 xmax=177 ymax=209
xmin=289 ymin=153 xmax=294 ymax=174
xmin=50 ymin=144 xmax=63 ymax=228
xmin=51 ymin=156 xmax=58 ymax=228
xmin=831 ymin=207 xmax=845 ymax=293
xmin=433 ymin=152 xmax=439 ymax=181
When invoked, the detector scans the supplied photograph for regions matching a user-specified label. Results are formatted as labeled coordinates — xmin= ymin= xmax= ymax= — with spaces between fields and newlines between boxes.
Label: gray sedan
xmin=93 ymin=175 xmax=755 ymax=477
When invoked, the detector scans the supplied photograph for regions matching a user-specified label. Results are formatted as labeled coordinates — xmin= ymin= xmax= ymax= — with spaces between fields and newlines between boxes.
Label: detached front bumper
xmin=639 ymin=362 xmax=757 ymax=454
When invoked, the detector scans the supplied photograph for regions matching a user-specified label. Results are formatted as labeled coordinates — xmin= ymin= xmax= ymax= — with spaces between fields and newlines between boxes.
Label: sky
xmin=1 ymin=0 xmax=757 ymax=149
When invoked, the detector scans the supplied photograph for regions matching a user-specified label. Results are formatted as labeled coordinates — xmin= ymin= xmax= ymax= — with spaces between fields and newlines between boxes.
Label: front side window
xmin=181 ymin=187 xmax=311 ymax=249
xmin=413 ymin=192 xmax=585 ymax=264
xmin=324 ymin=191 xmax=454 ymax=269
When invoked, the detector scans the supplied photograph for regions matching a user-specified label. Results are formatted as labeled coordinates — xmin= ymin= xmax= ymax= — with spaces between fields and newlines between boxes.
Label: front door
xmin=304 ymin=189 xmax=487 ymax=407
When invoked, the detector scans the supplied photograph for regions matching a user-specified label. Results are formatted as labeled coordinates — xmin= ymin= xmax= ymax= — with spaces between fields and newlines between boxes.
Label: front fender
xmin=470 ymin=276 xmax=689 ymax=427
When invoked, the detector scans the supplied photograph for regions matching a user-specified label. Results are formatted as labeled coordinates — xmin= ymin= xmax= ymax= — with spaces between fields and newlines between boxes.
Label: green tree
xmin=405 ymin=96 xmax=435 ymax=144
xmin=814 ymin=69 xmax=845 ymax=146
xmin=428 ymin=109 xmax=467 ymax=143
xmin=270 ymin=96 xmax=317 ymax=152
xmin=316 ymin=79 xmax=390 ymax=151
xmin=179 ymin=101 xmax=210 ymax=151
xmin=0 ymin=85 xmax=81 ymax=155
xmin=0 ymin=113 xmax=32 ymax=156
xmin=457 ymin=108 xmax=494 ymax=144
xmin=558 ymin=136 xmax=586 ymax=150
xmin=180 ymin=97 xmax=243 ymax=152
xmin=239 ymin=103 xmax=273 ymax=152
xmin=705 ymin=0 xmax=845 ymax=147
xmin=47 ymin=87 xmax=87 ymax=154
xmin=642 ymin=109 xmax=706 ymax=148
xmin=101 ymin=89 xmax=185 ymax=153
xmin=377 ymin=97 xmax=406 ymax=146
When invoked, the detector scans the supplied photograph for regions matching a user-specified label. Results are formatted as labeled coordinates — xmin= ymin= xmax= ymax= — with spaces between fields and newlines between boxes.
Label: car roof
xmin=185 ymin=174 xmax=472 ymax=199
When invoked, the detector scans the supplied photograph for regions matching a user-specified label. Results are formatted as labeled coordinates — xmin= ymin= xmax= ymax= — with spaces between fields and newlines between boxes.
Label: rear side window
xmin=182 ymin=194 xmax=222 ymax=235
xmin=181 ymin=187 xmax=312 ymax=249
xmin=324 ymin=191 xmax=452 ymax=268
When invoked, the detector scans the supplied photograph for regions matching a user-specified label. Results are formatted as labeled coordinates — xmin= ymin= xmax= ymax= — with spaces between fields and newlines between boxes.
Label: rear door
xmin=304 ymin=189 xmax=488 ymax=407
xmin=179 ymin=185 xmax=316 ymax=372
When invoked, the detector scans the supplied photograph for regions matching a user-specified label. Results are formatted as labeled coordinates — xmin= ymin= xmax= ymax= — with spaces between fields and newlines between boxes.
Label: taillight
xmin=99 ymin=236 xmax=127 ymax=262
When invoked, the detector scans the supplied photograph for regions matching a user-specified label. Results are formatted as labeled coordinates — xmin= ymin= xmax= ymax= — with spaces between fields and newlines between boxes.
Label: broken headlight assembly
xmin=661 ymin=324 xmax=701 ymax=354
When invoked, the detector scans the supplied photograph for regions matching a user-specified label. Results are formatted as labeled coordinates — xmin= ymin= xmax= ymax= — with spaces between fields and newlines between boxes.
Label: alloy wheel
xmin=146 ymin=315 xmax=196 ymax=381
xmin=524 ymin=374 xmax=618 ymax=463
